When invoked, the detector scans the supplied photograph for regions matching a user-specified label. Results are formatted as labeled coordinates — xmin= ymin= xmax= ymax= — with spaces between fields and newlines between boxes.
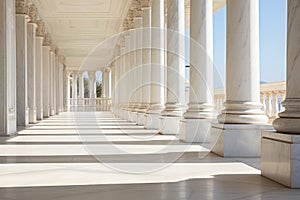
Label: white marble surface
xmin=217 ymin=0 xmax=268 ymax=124
xmin=144 ymin=114 xmax=161 ymax=130
xmin=184 ymin=0 xmax=214 ymax=120
xmin=137 ymin=113 xmax=145 ymax=125
xmin=179 ymin=119 xmax=211 ymax=143
xmin=35 ymin=37 xmax=43 ymax=120
xmin=50 ymin=51 xmax=56 ymax=116
xmin=2 ymin=112 xmax=300 ymax=199
xmin=162 ymin=0 xmax=186 ymax=117
xmin=159 ymin=116 xmax=181 ymax=135
xmin=0 ymin=0 xmax=17 ymax=135
xmin=27 ymin=23 xmax=37 ymax=124
xmin=42 ymin=46 xmax=51 ymax=118
xmin=273 ymin=0 xmax=300 ymax=133
xmin=141 ymin=7 xmax=151 ymax=110
xmin=148 ymin=0 xmax=165 ymax=114
xmin=16 ymin=15 xmax=29 ymax=126
xmin=211 ymin=123 xmax=273 ymax=157
xmin=262 ymin=131 xmax=300 ymax=188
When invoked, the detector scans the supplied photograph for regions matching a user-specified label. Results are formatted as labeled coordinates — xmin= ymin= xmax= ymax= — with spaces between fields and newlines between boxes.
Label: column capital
xmin=141 ymin=0 xmax=151 ymax=8
xmin=43 ymin=33 xmax=51 ymax=47
xmin=59 ymin=55 xmax=66 ymax=64
xmin=16 ymin=0 xmax=29 ymax=15
xmin=28 ymin=4 xmax=38 ymax=24
xmin=36 ymin=20 xmax=45 ymax=37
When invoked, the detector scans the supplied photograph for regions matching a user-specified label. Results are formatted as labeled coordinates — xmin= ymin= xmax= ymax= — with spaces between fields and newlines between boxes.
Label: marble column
xmin=55 ymin=53 xmax=60 ymax=114
xmin=132 ymin=15 xmax=143 ymax=123
xmin=16 ymin=0 xmax=29 ymax=126
xmin=50 ymin=48 xmax=56 ymax=115
xmin=27 ymin=4 xmax=37 ymax=124
xmin=72 ymin=73 xmax=78 ymax=99
xmin=78 ymin=72 xmax=85 ymax=107
xmin=145 ymin=0 xmax=165 ymax=129
xmin=104 ymin=68 xmax=111 ymax=98
xmin=42 ymin=34 xmax=51 ymax=118
xmin=35 ymin=20 xmax=44 ymax=120
xmin=58 ymin=58 xmax=64 ymax=112
xmin=0 ymin=0 xmax=17 ymax=136
xmin=101 ymin=70 xmax=106 ymax=98
xmin=119 ymin=46 xmax=126 ymax=118
xmin=137 ymin=0 xmax=151 ymax=125
xmin=261 ymin=0 xmax=300 ymax=188
xmin=63 ymin=69 xmax=70 ymax=111
xmin=211 ymin=0 xmax=269 ymax=157
xmin=179 ymin=0 xmax=215 ymax=142
xmin=88 ymin=71 xmax=96 ymax=99
xmin=123 ymin=34 xmax=131 ymax=119
xmin=111 ymin=63 xmax=116 ymax=113
xmin=160 ymin=0 xmax=186 ymax=134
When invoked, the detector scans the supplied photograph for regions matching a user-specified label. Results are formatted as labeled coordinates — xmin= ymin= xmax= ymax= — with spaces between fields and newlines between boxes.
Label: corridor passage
xmin=0 ymin=112 xmax=298 ymax=200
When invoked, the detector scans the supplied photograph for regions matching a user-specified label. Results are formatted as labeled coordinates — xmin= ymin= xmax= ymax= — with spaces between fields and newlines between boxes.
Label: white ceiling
xmin=33 ymin=0 xmax=225 ymax=71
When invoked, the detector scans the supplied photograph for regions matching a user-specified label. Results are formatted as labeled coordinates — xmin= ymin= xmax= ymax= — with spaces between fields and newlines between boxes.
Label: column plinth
xmin=211 ymin=0 xmax=269 ymax=157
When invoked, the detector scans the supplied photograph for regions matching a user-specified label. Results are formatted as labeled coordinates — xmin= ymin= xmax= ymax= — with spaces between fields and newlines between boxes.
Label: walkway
xmin=0 ymin=112 xmax=299 ymax=200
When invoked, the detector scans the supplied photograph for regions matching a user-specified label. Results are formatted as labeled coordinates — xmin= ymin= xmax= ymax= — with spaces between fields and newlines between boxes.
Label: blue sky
xmin=213 ymin=0 xmax=287 ymax=87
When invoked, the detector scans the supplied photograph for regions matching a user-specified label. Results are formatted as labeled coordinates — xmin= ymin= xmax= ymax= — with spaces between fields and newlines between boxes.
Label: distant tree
xmin=96 ymin=82 xmax=102 ymax=98
xmin=84 ymin=77 xmax=89 ymax=98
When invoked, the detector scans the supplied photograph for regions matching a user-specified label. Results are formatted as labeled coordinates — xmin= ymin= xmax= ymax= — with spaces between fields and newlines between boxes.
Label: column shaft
xmin=273 ymin=0 xmax=300 ymax=133
xmin=0 ymin=0 xmax=17 ymax=135
xmin=16 ymin=14 xmax=28 ymax=126
xmin=88 ymin=72 xmax=96 ymax=99
xmin=35 ymin=36 xmax=43 ymax=120
xmin=148 ymin=0 xmax=165 ymax=114
xmin=27 ymin=22 xmax=37 ymax=123
xmin=162 ymin=0 xmax=186 ymax=117
xmin=72 ymin=73 xmax=78 ymax=99
xmin=42 ymin=37 xmax=51 ymax=118
xmin=50 ymin=50 xmax=56 ymax=115
xmin=184 ymin=0 xmax=214 ymax=119
xmin=134 ymin=17 xmax=143 ymax=111
xmin=140 ymin=6 xmax=151 ymax=112
xmin=217 ymin=0 xmax=268 ymax=124
xmin=63 ymin=70 xmax=70 ymax=111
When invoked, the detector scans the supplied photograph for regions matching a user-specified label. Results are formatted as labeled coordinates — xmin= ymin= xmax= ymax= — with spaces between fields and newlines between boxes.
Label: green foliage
xmin=84 ymin=77 xmax=89 ymax=98
xmin=96 ymin=82 xmax=102 ymax=98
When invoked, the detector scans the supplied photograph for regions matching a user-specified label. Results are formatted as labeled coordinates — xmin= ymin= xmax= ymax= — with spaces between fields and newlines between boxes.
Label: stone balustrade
xmin=214 ymin=82 xmax=286 ymax=123
xmin=67 ymin=98 xmax=112 ymax=112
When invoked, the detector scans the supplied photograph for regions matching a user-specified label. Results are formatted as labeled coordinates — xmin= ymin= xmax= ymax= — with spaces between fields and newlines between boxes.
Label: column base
xmin=179 ymin=119 xmax=212 ymax=143
xmin=37 ymin=109 xmax=43 ymax=121
xmin=17 ymin=107 xmax=29 ymax=126
xmin=262 ymin=131 xmax=300 ymax=188
xmin=144 ymin=114 xmax=161 ymax=130
xmin=43 ymin=107 xmax=50 ymax=118
xmin=159 ymin=116 xmax=182 ymax=135
xmin=29 ymin=108 xmax=37 ymax=124
xmin=50 ymin=108 xmax=55 ymax=116
xmin=211 ymin=123 xmax=273 ymax=157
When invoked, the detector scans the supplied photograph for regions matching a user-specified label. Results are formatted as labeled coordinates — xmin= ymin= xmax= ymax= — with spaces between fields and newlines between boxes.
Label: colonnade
xmin=1 ymin=0 xmax=300 ymax=188
xmin=108 ymin=0 xmax=300 ymax=188
xmin=0 ymin=0 xmax=66 ymax=136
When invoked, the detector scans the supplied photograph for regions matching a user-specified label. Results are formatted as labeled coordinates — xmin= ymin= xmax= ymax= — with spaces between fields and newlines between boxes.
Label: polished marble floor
xmin=0 ymin=112 xmax=299 ymax=200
